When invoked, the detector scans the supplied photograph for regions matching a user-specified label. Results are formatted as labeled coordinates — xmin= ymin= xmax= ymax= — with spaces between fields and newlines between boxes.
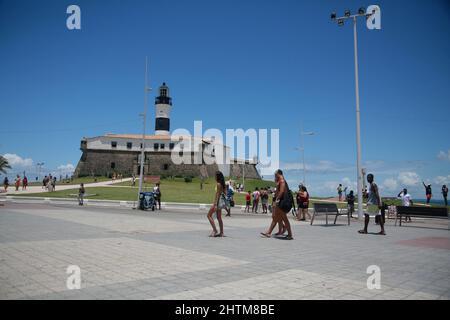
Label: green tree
xmin=0 ymin=155 xmax=11 ymax=174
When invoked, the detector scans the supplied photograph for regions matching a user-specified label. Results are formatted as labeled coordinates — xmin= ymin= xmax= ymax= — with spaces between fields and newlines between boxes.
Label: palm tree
xmin=0 ymin=155 xmax=11 ymax=174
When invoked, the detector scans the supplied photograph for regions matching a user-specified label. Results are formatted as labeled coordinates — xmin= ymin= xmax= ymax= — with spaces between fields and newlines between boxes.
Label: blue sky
xmin=1 ymin=0 xmax=449 ymax=198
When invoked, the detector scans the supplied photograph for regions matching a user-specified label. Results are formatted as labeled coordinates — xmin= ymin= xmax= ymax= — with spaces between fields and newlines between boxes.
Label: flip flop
xmin=358 ymin=230 xmax=368 ymax=234
xmin=377 ymin=231 xmax=386 ymax=235
xmin=260 ymin=232 xmax=271 ymax=238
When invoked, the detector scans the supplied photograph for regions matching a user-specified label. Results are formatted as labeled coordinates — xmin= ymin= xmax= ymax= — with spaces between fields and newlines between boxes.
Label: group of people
xmin=42 ymin=175 xmax=57 ymax=192
xmin=207 ymin=169 xmax=295 ymax=240
xmin=2 ymin=174 xmax=62 ymax=192
xmin=111 ymin=173 xmax=124 ymax=182
xmin=208 ymin=170 xmax=440 ymax=239
xmin=2 ymin=175 xmax=28 ymax=191
xmin=421 ymin=182 xmax=448 ymax=206
xmin=244 ymin=187 xmax=271 ymax=214
xmin=338 ymin=181 xmax=448 ymax=207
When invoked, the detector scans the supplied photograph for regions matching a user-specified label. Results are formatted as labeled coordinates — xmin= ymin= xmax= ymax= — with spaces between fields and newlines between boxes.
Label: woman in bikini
xmin=260 ymin=169 xmax=294 ymax=240
xmin=207 ymin=171 xmax=226 ymax=237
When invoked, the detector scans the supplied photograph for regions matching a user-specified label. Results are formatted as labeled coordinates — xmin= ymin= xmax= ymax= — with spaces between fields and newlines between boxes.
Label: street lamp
xmin=330 ymin=7 xmax=379 ymax=219
xmin=294 ymin=130 xmax=314 ymax=186
xmin=137 ymin=57 xmax=152 ymax=207
xmin=37 ymin=162 xmax=44 ymax=181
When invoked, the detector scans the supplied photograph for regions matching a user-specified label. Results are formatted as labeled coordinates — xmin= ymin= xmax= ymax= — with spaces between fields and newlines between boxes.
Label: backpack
xmin=278 ymin=182 xmax=293 ymax=213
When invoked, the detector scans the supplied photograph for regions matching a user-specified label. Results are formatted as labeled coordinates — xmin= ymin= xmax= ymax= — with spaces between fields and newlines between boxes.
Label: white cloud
xmin=342 ymin=177 xmax=352 ymax=186
xmin=434 ymin=175 xmax=450 ymax=185
xmin=398 ymin=172 xmax=420 ymax=186
xmin=383 ymin=178 xmax=398 ymax=191
xmin=2 ymin=153 xmax=33 ymax=167
xmin=281 ymin=160 xmax=351 ymax=174
xmin=437 ymin=150 xmax=450 ymax=161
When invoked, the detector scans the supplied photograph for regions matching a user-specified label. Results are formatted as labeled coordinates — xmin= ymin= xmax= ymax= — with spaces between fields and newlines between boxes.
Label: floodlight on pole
xmin=330 ymin=6 xmax=380 ymax=219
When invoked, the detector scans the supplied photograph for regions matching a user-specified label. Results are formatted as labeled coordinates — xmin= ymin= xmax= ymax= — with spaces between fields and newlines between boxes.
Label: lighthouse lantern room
xmin=154 ymin=82 xmax=172 ymax=135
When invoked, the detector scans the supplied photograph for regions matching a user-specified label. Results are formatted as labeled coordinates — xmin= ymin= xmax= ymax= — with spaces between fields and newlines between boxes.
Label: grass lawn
xmin=16 ymin=177 xmax=276 ymax=205
xmin=17 ymin=186 xmax=348 ymax=207
xmin=115 ymin=177 xmax=275 ymax=189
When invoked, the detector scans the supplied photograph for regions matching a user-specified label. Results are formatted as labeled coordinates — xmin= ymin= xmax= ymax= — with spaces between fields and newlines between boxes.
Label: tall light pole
xmin=331 ymin=7 xmax=379 ymax=219
xmin=37 ymin=162 xmax=44 ymax=182
xmin=294 ymin=130 xmax=314 ymax=186
xmin=137 ymin=57 xmax=152 ymax=206
xmin=242 ymin=163 xmax=245 ymax=190
xmin=300 ymin=130 xmax=314 ymax=186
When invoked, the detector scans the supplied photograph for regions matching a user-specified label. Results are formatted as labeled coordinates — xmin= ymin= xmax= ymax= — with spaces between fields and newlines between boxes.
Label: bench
xmin=395 ymin=206 xmax=449 ymax=227
xmin=311 ymin=203 xmax=350 ymax=226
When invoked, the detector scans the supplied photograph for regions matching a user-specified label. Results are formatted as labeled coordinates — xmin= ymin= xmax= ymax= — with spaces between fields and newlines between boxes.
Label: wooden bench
xmin=395 ymin=206 xmax=449 ymax=227
xmin=311 ymin=203 xmax=350 ymax=226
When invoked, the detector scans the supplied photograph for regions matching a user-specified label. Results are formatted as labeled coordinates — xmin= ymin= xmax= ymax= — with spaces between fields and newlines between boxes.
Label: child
xmin=346 ymin=190 xmax=355 ymax=218
xmin=245 ymin=191 xmax=251 ymax=213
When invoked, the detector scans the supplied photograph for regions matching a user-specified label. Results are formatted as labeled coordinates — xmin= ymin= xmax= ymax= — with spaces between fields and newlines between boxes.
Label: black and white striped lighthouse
xmin=154 ymin=82 xmax=172 ymax=135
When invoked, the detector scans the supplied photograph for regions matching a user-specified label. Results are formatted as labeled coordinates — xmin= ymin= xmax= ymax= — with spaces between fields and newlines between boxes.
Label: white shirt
xmin=399 ymin=193 xmax=412 ymax=206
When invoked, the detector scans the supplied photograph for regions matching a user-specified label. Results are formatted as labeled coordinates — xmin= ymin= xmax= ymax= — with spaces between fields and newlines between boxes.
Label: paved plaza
xmin=0 ymin=202 xmax=449 ymax=300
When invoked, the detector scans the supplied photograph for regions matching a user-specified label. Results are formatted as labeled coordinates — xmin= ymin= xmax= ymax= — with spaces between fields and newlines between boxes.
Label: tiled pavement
xmin=0 ymin=203 xmax=449 ymax=300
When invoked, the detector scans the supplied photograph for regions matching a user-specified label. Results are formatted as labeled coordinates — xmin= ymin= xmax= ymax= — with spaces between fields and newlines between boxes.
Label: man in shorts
xmin=359 ymin=173 xmax=386 ymax=235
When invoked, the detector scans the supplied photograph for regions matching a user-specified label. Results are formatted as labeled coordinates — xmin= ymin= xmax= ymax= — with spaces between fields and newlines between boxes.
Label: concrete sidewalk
xmin=1 ymin=178 xmax=132 ymax=195
xmin=0 ymin=202 xmax=449 ymax=300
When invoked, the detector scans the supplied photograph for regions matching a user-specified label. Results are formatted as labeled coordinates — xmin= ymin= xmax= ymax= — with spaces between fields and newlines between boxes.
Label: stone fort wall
xmin=74 ymin=150 xmax=261 ymax=179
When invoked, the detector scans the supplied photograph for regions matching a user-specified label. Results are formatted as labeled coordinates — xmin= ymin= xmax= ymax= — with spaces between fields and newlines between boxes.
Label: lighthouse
xmin=154 ymin=82 xmax=172 ymax=135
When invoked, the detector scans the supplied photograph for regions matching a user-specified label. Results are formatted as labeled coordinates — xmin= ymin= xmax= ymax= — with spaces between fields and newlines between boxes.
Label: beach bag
xmin=217 ymin=193 xmax=228 ymax=210
xmin=279 ymin=183 xmax=293 ymax=213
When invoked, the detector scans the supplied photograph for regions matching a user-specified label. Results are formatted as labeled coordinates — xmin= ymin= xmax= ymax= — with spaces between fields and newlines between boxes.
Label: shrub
xmin=184 ymin=176 xmax=193 ymax=183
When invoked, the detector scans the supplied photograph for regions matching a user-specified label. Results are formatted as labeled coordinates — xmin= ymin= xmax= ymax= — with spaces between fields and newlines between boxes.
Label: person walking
xmin=206 ymin=171 xmax=226 ymax=237
xmin=131 ymin=174 xmax=136 ymax=187
xmin=225 ymin=183 xmax=234 ymax=217
xmin=296 ymin=185 xmax=311 ymax=221
xmin=261 ymin=188 xmax=269 ymax=214
xmin=441 ymin=185 xmax=448 ymax=206
xmin=260 ymin=169 xmax=294 ymax=240
xmin=22 ymin=176 xmax=28 ymax=190
xmin=52 ymin=176 xmax=56 ymax=191
xmin=358 ymin=173 xmax=386 ymax=235
xmin=3 ymin=176 xmax=9 ymax=191
xmin=422 ymin=181 xmax=432 ymax=204
xmin=252 ymin=188 xmax=260 ymax=213
xmin=398 ymin=188 xmax=413 ymax=222
xmin=78 ymin=183 xmax=85 ymax=206
xmin=346 ymin=190 xmax=356 ymax=218
xmin=47 ymin=175 xmax=53 ymax=192
xmin=14 ymin=175 xmax=21 ymax=191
